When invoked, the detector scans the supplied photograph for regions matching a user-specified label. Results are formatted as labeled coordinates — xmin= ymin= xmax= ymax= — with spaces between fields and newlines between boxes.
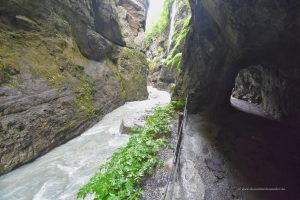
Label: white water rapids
xmin=0 ymin=86 xmax=170 ymax=200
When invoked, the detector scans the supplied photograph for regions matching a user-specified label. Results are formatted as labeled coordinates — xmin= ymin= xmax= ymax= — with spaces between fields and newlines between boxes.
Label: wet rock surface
xmin=0 ymin=0 xmax=149 ymax=175
xmin=117 ymin=0 xmax=149 ymax=49
xmin=177 ymin=0 xmax=300 ymax=120
xmin=174 ymin=1 xmax=300 ymax=197
xmin=0 ymin=57 xmax=148 ymax=175
xmin=174 ymin=110 xmax=300 ymax=200
xmin=230 ymin=97 xmax=270 ymax=119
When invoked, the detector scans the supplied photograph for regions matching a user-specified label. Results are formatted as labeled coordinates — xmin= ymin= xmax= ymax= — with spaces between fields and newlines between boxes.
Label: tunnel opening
xmin=227 ymin=60 xmax=300 ymax=122
xmin=230 ymin=65 xmax=271 ymax=119
xmin=213 ymin=63 xmax=300 ymax=200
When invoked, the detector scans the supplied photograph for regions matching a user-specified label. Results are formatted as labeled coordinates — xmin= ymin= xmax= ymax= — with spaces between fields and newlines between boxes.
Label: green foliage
xmin=173 ymin=15 xmax=191 ymax=50
xmin=145 ymin=0 xmax=175 ymax=45
xmin=184 ymin=0 xmax=191 ymax=8
xmin=72 ymin=82 xmax=95 ymax=115
xmin=128 ymin=127 xmax=144 ymax=135
xmin=77 ymin=104 xmax=176 ymax=200
xmin=166 ymin=53 xmax=182 ymax=74
xmin=171 ymin=98 xmax=185 ymax=112
xmin=144 ymin=105 xmax=175 ymax=137
xmin=165 ymin=15 xmax=191 ymax=67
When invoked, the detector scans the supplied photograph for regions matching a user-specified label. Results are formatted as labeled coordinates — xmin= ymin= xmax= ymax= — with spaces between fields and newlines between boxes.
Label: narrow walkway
xmin=171 ymin=114 xmax=238 ymax=200
xmin=230 ymin=97 xmax=270 ymax=119
xmin=173 ymin=111 xmax=300 ymax=200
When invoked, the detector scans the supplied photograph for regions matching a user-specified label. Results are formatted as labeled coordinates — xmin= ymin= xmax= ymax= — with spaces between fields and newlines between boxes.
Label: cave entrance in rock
xmin=230 ymin=65 xmax=270 ymax=118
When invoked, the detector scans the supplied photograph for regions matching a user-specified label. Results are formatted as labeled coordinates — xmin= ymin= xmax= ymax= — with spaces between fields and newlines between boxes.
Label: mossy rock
xmin=119 ymin=48 xmax=148 ymax=100
xmin=105 ymin=47 xmax=148 ymax=101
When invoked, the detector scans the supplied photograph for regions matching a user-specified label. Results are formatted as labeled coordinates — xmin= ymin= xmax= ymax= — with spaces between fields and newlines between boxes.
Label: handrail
xmin=162 ymin=93 xmax=189 ymax=200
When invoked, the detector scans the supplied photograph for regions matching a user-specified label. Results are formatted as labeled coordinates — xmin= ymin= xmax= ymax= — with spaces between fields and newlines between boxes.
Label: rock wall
xmin=0 ymin=0 xmax=148 ymax=175
xmin=118 ymin=0 xmax=149 ymax=49
xmin=148 ymin=0 xmax=191 ymax=91
xmin=177 ymin=0 xmax=300 ymax=120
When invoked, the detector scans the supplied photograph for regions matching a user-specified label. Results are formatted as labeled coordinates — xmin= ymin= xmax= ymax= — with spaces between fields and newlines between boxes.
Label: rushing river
xmin=0 ymin=86 xmax=170 ymax=200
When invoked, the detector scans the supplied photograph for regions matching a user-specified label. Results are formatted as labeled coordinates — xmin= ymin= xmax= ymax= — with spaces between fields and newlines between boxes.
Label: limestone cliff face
xmin=118 ymin=0 xmax=149 ymax=49
xmin=178 ymin=0 xmax=300 ymax=120
xmin=0 ymin=0 xmax=148 ymax=175
xmin=148 ymin=0 xmax=191 ymax=91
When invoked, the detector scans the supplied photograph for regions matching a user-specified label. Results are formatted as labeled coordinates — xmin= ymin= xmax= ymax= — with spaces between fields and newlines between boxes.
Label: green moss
xmin=119 ymin=48 xmax=148 ymax=100
xmin=173 ymin=15 xmax=191 ymax=48
xmin=184 ymin=0 xmax=191 ymax=8
xmin=0 ymin=19 xmax=93 ymax=113
xmin=147 ymin=46 xmax=165 ymax=74
xmin=105 ymin=59 xmax=127 ymax=98
xmin=119 ymin=48 xmax=145 ymax=68
xmin=145 ymin=0 xmax=175 ymax=45
xmin=7 ymin=79 xmax=19 ymax=88
xmin=0 ymin=64 xmax=11 ymax=84
xmin=165 ymin=15 xmax=191 ymax=63
xmin=165 ymin=52 xmax=182 ymax=75
xmin=0 ymin=63 xmax=20 ymax=87
xmin=72 ymin=82 xmax=95 ymax=115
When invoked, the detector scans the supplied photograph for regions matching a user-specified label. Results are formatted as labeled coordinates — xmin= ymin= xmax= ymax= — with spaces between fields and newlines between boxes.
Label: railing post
xmin=178 ymin=112 xmax=184 ymax=135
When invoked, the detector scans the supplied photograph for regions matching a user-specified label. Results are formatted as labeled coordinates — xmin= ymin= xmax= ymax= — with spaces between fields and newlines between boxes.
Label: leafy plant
xmin=171 ymin=98 xmax=185 ymax=112
xmin=77 ymin=103 xmax=177 ymax=200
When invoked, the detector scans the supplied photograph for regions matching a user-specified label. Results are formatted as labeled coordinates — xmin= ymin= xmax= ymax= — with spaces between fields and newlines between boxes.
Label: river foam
xmin=0 ymin=86 xmax=170 ymax=200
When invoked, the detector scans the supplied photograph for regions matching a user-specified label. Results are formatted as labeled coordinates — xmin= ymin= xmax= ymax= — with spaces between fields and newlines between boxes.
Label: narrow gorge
xmin=0 ymin=0 xmax=149 ymax=175
xmin=0 ymin=0 xmax=300 ymax=200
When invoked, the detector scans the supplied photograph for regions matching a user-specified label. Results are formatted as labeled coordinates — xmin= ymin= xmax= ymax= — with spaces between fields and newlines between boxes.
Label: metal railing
xmin=163 ymin=94 xmax=189 ymax=200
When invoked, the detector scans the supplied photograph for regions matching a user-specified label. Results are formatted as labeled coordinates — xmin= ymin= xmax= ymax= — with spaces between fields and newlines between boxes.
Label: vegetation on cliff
xmin=145 ymin=0 xmax=175 ymax=45
xmin=146 ymin=0 xmax=191 ymax=90
xmin=0 ymin=14 xmax=99 ymax=114
xmin=165 ymin=15 xmax=191 ymax=72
